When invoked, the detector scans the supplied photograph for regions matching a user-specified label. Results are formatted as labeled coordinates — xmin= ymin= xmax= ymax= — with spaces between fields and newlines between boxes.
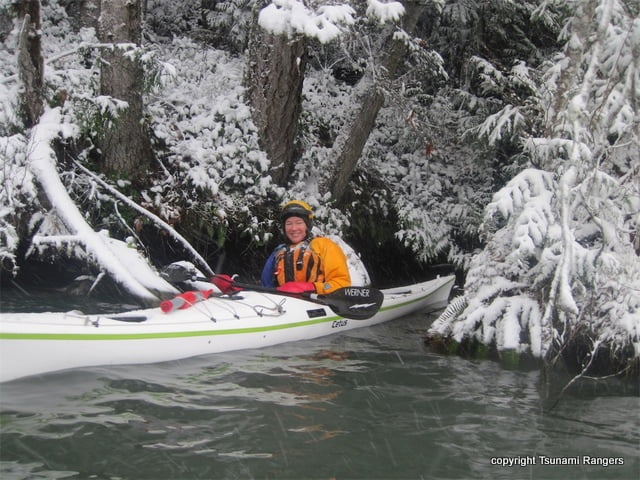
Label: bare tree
xmin=327 ymin=1 xmax=424 ymax=204
xmin=97 ymin=0 xmax=152 ymax=177
xmin=245 ymin=10 xmax=307 ymax=186
xmin=16 ymin=0 xmax=44 ymax=128
xmin=78 ymin=0 xmax=100 ymax=30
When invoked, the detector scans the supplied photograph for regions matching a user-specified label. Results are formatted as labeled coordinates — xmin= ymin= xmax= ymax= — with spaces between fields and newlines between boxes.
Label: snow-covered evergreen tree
xmin=429 ymin=0 xmax=639 ymax=375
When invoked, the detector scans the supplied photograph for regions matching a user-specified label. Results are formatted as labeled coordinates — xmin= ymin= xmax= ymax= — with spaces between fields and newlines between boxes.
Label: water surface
xmin=0 ymin=307 xmax=638 ymax=479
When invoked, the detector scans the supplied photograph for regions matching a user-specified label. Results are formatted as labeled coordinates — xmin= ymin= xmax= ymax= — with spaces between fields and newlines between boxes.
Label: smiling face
xmin=284 ymin=216 xmax=308 ymax=244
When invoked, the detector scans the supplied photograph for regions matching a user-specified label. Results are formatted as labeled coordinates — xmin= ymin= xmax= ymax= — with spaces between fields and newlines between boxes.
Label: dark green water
xmin=0 ymin=302 xmax=638 ymax=479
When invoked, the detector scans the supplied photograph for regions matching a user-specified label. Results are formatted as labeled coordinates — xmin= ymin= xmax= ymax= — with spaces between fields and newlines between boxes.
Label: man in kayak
xmin=259 ymin=200 xmax=351 ymax=294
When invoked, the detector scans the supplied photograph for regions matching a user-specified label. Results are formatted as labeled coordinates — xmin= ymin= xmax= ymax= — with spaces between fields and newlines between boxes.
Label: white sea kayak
xmin=0 ymin=275 xmax=455 ymax=382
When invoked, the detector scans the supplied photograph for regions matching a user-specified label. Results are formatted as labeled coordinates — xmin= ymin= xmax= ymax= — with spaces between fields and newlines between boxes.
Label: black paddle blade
xmin=315 ymin=286 xmax=384 ymax=320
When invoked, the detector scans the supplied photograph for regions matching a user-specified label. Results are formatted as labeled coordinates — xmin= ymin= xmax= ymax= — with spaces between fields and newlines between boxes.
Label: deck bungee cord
xmin=159 ymin=262 xmax=384 ymax=321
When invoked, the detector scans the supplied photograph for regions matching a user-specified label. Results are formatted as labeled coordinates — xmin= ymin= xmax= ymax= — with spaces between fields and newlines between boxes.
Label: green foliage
xmin=426 ymin=0 xmax=560 ymax=83
xmin=145 ymin=0 xmax=204 ymax=39
xmin=200 ymin=0 xmax=255 ymax=52
xmin=74 ymin=95 xmax=127 ymax=147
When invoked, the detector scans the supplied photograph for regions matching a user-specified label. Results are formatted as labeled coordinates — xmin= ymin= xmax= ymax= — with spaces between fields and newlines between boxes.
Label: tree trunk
xmin=16 ymin=0 xmax=44 ymax=128
xmin=97 ymin=0 xmax=152 ymax=178
xmin=245 ymin=16 xmax=307 ymax=186
xmin=78 ymin=0 xmax=100 ymax=30
xmin=328 ymin=1 xmax=425 ymax=204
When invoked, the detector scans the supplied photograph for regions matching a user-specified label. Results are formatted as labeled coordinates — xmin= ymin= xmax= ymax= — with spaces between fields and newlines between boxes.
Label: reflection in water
xmin=0 ymin=315 xmax=638 ymax=480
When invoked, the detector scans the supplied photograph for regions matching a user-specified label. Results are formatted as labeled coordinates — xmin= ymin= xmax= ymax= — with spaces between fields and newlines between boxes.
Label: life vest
xmin=273 ymin=240 xmax=323 ymax=285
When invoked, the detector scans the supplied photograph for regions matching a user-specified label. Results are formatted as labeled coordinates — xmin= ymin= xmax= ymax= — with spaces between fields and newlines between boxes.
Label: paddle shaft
xmin=159 ymin=264 xmax=383 ymax=320
xmin=204 ymin=275 xmax=382 ymax=320
xmin=196 ymin=275 xmax=336 ymax=303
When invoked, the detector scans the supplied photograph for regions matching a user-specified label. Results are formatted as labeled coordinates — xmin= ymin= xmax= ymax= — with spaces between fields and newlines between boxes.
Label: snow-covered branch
xmin=72 ymin=160 xmax=214 ymax=276
xmin=258 ymin=0 xmax=404 ymax=43
xmin=27 ymin=108 xmax=178 ymax=304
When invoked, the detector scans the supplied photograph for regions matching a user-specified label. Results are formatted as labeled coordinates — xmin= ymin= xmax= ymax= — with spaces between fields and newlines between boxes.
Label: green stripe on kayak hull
xmin=0 ymin=293 xmax=431 ymax=341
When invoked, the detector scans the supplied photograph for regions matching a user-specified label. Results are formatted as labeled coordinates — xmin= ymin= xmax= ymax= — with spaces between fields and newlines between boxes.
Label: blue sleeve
xmin=261 ymin=251 xmax=277 ymax=287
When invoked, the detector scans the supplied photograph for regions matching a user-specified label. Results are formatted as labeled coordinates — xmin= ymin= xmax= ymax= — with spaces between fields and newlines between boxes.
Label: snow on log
xmin=27 ymin=108 xmax=178 ymax=303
